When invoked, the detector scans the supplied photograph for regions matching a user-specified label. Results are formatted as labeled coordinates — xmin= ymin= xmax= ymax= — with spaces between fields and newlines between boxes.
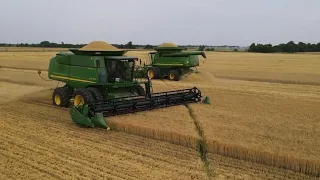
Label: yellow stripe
xmin=50 ymin=75 xmax=95 ymax=83
xmin=153 ymin=63 xmax=184 ymax=66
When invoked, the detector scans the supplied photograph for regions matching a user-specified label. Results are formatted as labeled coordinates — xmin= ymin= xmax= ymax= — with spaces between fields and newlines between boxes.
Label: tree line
xmin=0 ymin=41 xmax=239 ymax=51
xmin=248 ymin=41 xmax=320 ymax=53
xmin=0 ymin=41 xmax=153 ymax=49
xmin=1 ymin=40 xmax=320 ymax=53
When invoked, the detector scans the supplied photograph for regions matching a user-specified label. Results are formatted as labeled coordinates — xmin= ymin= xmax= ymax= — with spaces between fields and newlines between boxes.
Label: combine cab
xmin=145 ymin=43 xmax=206 ymax=81
xmin=48 ymin=41 xmax=207 ymax=128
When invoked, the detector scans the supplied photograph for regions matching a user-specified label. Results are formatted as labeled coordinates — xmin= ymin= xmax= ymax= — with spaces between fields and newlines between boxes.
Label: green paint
xmin=70 ymin=106 xmax=107 ymax=128
xmin=202 ymin=96 xmax=211 ymax=104
xmin=69 ymin=105 xmax=95 ymax=127
xmin=91 ymin=113 xmax=107 ymax=129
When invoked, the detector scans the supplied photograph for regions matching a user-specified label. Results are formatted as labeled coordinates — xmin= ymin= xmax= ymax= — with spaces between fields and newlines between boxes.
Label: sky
xmin=1 ymin=0 xmax=319 ymax=46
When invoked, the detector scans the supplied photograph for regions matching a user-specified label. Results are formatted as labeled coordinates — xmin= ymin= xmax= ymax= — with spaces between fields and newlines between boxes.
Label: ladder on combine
xmin=69 ymin=87 xmax=202 ymax=128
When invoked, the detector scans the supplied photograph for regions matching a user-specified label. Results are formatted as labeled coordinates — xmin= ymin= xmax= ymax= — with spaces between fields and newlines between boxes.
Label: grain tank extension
xmin=48 ymin=41 xmax=205 ymax=128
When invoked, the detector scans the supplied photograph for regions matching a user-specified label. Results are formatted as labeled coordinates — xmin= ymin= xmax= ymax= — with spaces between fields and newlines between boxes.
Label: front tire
xmin=72 ymin=88 xmax=94 ymax=106
xmin=147 ymin=67 xmax=159 ymax=79
xmin=52 ymin=87 xmax=70 ymax=107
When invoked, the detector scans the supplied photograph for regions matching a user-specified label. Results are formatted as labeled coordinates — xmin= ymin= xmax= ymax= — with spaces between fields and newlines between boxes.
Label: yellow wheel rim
xmin=74 ymin=95 xmax=84 ymax=106
xmin=147 ymin=70 xmax=154 ymax=79
xmin=54 ymin=95 xmax=61 ymax=105
xmin=169 ymin=73 xmax=175 ymax=80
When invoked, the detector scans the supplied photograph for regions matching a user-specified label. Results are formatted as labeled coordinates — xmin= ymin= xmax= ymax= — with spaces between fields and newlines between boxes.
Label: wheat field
xmin=0 ymin=48 xmax=319 ymax=179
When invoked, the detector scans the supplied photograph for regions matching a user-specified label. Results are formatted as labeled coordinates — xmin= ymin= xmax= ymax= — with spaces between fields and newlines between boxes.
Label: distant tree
xmin=285 ymin=41 xmax=298 ymax=53
xmin=248 ymin=43 xmax=256 ymax=52
xmin=197 ymin=45 xmax=206 ymax=51
xmin=39 ymin=41 xmax=51 ymax=47
xmin=125 ymin=41 xmax=135 ymax=49
xmin=297 ymin=42 xmax=306 ymax=52
xmin=205 ymin=48 xmax=215 ymax=51
xmin=247 ymin=41 xmax=320 ymax=53
xmin=144 ymin=44 xmax=154 ymax=49
xmin=317 ymin=43 xmax=320 ymax=51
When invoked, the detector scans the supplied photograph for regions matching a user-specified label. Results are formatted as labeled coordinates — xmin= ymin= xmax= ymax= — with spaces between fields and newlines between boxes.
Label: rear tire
xmin=168 ymin=69 xmax=180 ymax=81
xmin=52 ymin=87 xmax=70 ymax=107
xmin=72 ymin=88 xmax=94 ymax=106
xmin=147 ymin=66 xmax=160 ymax=79
xmin=87 ymin=87 xmax=104 ymax=101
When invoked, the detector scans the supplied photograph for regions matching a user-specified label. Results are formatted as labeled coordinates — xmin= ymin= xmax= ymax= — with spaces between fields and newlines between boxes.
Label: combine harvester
xmin=145 ymin=43 xmax=207 ymax=81
xmin=47 ymin=41 xmax=210 ymax=129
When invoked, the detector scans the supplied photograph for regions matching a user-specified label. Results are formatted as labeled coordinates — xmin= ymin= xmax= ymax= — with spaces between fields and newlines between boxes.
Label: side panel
xmin=66 ymin=56 xmax=104 ymax=88
xmin=56 ymin=55 xmax=71 ymax=65
xmin=70 ymin=55 xmax=96 ymax=67
xmin=48 ymin=57 xmax=55 ymax=79
xmin=53 ymin=61 xmax=70 ymax=77
xmin=153 ymin=56 xmax=187 ymax=67
xmin=68 ymin=66 xmax=97 ymax=87
xmin=48 ymin=56 xmax=70 ymax=84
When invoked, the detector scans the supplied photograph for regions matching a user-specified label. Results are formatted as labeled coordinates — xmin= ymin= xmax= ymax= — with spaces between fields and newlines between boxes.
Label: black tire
xmin=72 ymin=88 xmax=94 ymax=106
xmin=52 ymin=87 xmax=70 ymax=107
xmin=147 ymin=66 xmax=160 ymax=79
xmin=134 ymin=85 xmax=146 ymax=96
xmin=168 ymin=69 xmax=180 ymax=81
xmin=87 ymin=87 xmax=104 ymax=101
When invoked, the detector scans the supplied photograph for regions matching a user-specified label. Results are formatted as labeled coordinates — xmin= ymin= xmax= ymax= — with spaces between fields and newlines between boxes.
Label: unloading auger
xmin=47 ymin=41 xmax=209 ymax=128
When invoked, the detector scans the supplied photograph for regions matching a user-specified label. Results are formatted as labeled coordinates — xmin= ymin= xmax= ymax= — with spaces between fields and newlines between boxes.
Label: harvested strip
xmin=107 ymin=105 xmax=201 ymax=149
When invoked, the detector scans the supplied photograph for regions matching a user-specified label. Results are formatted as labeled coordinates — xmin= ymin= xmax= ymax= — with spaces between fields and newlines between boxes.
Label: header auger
xmin=47 ymin=41 xmax=208 ymax=129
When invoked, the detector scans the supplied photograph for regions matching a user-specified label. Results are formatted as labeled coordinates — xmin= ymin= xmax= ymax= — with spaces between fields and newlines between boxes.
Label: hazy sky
xmin=1 ymin=0 xmax=319 ymax=46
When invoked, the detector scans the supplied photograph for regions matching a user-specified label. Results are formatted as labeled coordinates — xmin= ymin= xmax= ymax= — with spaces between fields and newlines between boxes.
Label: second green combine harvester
xmin=47 ymin=41 xmax=204 ymax=128
xmin=145 ymin=43 xmax=206 ymax=81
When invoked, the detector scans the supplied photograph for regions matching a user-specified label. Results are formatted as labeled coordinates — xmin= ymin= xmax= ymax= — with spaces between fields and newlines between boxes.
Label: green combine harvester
xmin=47 ymin=41 xmax=206 ymax=129
xmin=145 ymin=43 xmax=206 ymax=81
